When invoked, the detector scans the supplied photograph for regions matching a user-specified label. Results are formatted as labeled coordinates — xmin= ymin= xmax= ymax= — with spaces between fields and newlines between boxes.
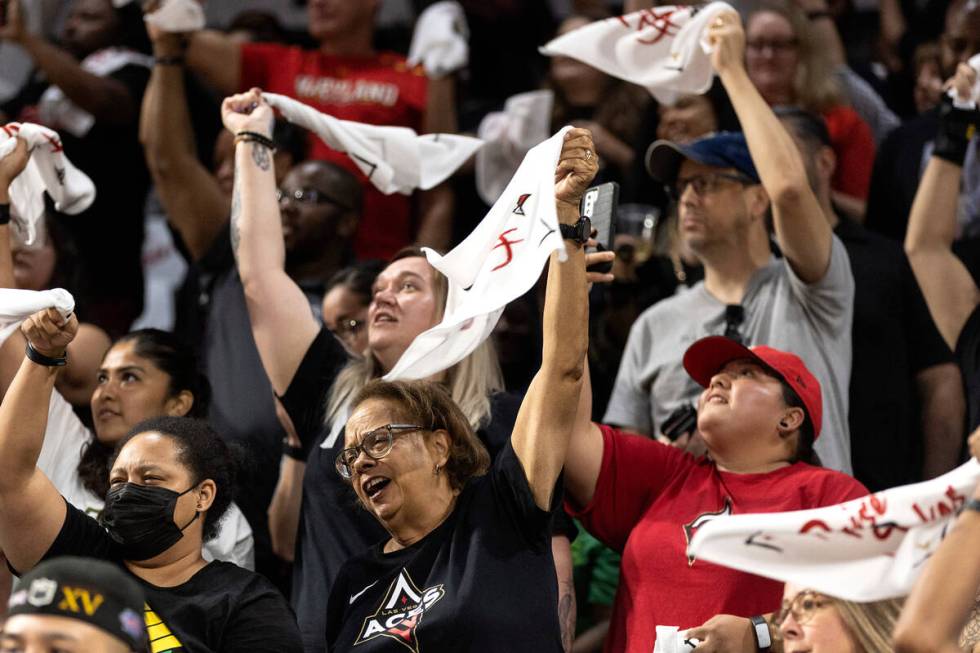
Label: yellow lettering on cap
xmin=57 ymin=587 xmax=104 ymax=616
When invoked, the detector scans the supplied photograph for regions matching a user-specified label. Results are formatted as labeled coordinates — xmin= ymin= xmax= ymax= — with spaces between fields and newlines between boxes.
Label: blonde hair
xmin=325 ymin=249 xmax=504 ymax=431
xmin=744 ymin=0 xmax=843 ymax=112
xmin=834 ymin=597 xmax=904 ymax=652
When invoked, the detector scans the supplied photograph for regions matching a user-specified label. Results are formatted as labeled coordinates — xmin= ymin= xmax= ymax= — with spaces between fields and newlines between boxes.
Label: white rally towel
xmin=0 ymin=123 xmax=96 ymax=247
xmin=539 ymin=3 xmax=733 ymax=105
xmin=475 ymin=90 xmax=554 ymax=205
xmin=947 ymin=52 xmax=980 ymax=108
xmin=407 ymin=1 xmax=469 ymax=79
xmin=0 ymin=288 xmax=75 ymax=344
xmin=38 ymin=47 xmax=153 ymax=139
xmin=653 ymin=626 xmax=699 ymax=653
xmin=689 ymin=460 xmax=980 ymax=601
xmin=144 ymin=0 xmax=207 ymax=33
xmin=384 ymin=127 xmax=572 ymax=381
xmin=264 ymin=93 xmax=483 ymax=195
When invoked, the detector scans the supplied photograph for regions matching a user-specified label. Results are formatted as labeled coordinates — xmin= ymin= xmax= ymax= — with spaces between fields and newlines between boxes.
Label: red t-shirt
xmin=568 ymin=425 xmax=868 ymax=653
xmin=823 ymin=105 xmax=875 ymax=201
xmin=240 ymin=43 xmax=428 ymax=260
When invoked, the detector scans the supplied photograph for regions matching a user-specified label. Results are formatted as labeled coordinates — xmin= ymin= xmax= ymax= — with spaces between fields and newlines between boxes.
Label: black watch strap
xmin=25 ymin=342 xmax=68 ymax=367
xmin=559 ymin=216 xmax=591 ymax=245
xmin=965 ymin=498 xmax=980 ymax=513
xmin=0 ymin=203 xmax=10 ymax=226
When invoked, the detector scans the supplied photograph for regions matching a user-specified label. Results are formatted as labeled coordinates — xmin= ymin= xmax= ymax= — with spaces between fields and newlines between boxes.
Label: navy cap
xmin=645 ymin=131 xmax=760 ymax=186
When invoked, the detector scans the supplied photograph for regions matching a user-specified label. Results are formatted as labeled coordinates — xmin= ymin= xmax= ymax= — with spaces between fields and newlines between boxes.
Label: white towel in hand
xmin=0 ymin=288 xmax=75 ymax=345
xmin=264 ymin=92 xmax=483 ymax=195
xmin=475 ymin=90 xmax=553 ymax=205
xmin=384 ymin=127 xmax=571 ymax=381
xmin=407 ymin=1 xmax=469 ymax=78
xmin=0 ymin=123 xmax=96 ymax=247
xmin=540 ymin=3 xmax=734 ymax=105
xmin=144 ymin=0 xmax=206 ymax=33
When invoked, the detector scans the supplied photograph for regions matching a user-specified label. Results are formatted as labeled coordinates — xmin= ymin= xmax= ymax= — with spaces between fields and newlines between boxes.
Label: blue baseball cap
xmin=645 ymin=131 xmax=760 ymax=186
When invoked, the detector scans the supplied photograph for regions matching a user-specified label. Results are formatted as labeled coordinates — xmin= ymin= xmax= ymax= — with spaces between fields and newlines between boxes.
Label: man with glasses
xmin=604 ymin=10 xmax=856 ymax=474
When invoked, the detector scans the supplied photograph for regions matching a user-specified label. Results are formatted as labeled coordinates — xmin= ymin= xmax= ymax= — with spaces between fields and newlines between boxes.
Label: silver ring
xmin=585 ymin=149 xmax=593 ymax=160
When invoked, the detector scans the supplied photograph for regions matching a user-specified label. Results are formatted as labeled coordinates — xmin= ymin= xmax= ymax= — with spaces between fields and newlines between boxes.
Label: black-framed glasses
xmin=329 ymin=318 xmax=365 ymax=342
xmin=276 ymin=187 xmax=335 ymax=206
xmin=724 ymin=304 xmax=745 ymax=344
xmin=335 ymin=424 xmax=425 ymax=480
xmin=774 ymin=590 xmax=834 ymax=627
xmin=668 ymin=172 xmax=754 ymax=201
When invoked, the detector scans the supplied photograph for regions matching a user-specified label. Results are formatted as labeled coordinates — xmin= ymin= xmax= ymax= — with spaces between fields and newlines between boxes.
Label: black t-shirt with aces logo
xmin=325 ymin=442 xmax=563 ymax=652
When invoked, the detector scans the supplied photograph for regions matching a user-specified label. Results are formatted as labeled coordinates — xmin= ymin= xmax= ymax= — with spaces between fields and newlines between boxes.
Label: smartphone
xmin=580 ymin=181 xmax=619 ymax=274
xmin=661 ymin=404 xmax=698 ymax=442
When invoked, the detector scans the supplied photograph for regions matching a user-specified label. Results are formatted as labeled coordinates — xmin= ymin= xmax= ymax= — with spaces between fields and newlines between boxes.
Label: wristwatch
xmin=559 ymin=216 xmax=591 ymax=246
xmin=750 ymin=615 xmax=772 ymax=652
xmin=966 ymin=498 xmax=980 ymax=513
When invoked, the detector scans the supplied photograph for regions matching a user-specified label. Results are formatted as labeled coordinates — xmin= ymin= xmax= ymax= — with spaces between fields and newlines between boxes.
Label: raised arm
xmin=0 ymin=308 xmax=77 ymax=573
xmin=710 ymin=11 xmax=832 ymax=283
xmin=510 ymin=128 xmax=597 ymax=510
xmin=185 ymin=30 xmax=241 ymax=97
xmin=893 ymin=479 xmax=980 ymax=653
xmin=140 ymin=31 xmax=229 ymax=261
xmin=0 ymin=1 xmax=138 ymax=126
xmin=904 ymin=64 xmax=980 ymax=350
xmin=220 ymin=89 xmax=320 ymax=394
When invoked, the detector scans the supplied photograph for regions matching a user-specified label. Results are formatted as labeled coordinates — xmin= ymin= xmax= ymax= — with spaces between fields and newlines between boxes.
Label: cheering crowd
xmin=0 ymin=0 xmax=979 ymax=651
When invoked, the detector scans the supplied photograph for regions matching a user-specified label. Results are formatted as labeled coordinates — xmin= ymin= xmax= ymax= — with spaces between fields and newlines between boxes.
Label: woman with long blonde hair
xmin=777 ymin=584 xmax=903 ymax=652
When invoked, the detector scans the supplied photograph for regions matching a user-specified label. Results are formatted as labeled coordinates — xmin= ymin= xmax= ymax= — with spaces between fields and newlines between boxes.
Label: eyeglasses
xmin=335 ymin=424 xmax=425 ymax=480
xmin=329 ymin=318 xmax=365 ymax=342
xmin=277 ymin=187 xmax=335 ymax=206
xmin=746 ymin=37 xmax=799 ymax=54
xmin=669 ymin=172 xmax=754 ymax=201
xmin=775 ymin=590 xmax=834 ymax=627
xmin=724 ymin=304 xmax=745 ymax=344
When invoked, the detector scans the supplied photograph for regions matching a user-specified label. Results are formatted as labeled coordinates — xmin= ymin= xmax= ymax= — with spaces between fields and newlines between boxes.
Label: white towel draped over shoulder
xmin=0 ymin=124 xmax=95 ymax=247
xmin=407 ymin=1 xmax=469 ymax=79
xmin=263 ymin=93 xmax=483 ymax=195
xmin=384 ymin=127 xmax=571 ymax=381
xmin=475 ymin=90 xmax=553 ymax=205
xmin=689 ymin=460 xmax=980 ymax=601
xmin=539 ymin=3 xmax=733 ymax=105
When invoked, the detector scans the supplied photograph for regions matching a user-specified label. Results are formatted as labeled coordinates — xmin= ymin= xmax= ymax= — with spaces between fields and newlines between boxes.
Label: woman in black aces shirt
xmin=323 ymin=127 xmax=604 ymax=651
xmin=0 ymin=309 xmax=302 ymax=652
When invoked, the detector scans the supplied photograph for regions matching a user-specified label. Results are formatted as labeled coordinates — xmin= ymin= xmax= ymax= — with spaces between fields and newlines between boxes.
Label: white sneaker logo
xmin=349 ymin=580 xmax=378 ymax=605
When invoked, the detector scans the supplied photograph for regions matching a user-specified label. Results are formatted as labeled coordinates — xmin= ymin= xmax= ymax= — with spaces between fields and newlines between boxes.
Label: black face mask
xmin=101 ymin=483 xmax=200 ymax=561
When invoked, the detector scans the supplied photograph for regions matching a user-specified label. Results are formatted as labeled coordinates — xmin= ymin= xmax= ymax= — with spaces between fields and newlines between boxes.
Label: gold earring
xmin=433 ymin=464 xmax=441 ymax=476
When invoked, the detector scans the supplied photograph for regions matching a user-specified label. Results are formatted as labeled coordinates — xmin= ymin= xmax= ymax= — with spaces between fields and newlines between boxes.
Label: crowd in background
xmin=0 ymin=0 xmax=979 ymax=651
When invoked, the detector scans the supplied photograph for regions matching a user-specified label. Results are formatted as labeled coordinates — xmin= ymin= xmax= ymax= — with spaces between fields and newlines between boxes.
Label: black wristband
xmin=966 ymin=498 xmax=980 ymax=513
xmin=25 ymin=342 xmax=68 ymax=367
xmin=0 ymin=203 xmax=9 ymax=226
xmin=154 ymin=54 xmax=184 ymax=66
xmin=934 ymin=100 xmax=980 ymax=165
xmin=282 ymin=439 xmax=307 ymax=462
xmin=806 ymin=9 xmax=832 ymax=20
xmin=235 ymin=130 xmax=276 ymax=151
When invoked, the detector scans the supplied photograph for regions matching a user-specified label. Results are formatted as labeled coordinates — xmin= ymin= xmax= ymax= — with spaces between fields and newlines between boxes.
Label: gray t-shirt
xmin=604 ymin=237 xmax=855 ymax=474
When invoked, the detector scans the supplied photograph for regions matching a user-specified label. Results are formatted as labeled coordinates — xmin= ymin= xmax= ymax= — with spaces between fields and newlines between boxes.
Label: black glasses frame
xmin=335 ymin=424 xmax=425 ymax=479
xmin=668 ymin=172 xmax=754 ymax=201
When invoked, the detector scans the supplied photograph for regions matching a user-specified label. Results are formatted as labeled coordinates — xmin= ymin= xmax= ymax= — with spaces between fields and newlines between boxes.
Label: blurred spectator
xmin=605 ymin=11 xmax=855 ymax=474
xmin=913 ymin=41 xmax=944 ymax=114
xmin=181 ymin=0 xmax=457 ymax=258
xmin=743 ymin=0 xmax=876 ymax=219
xmin=776 ymin=584 xmax=903 ymax=651
xmin=0 ymin=0 xmax=153 ymax=337
xmin=321 ymin=261 xmax=385 ymax=358
xmin=867 ymin=0 xmax=980 ymax=242
xmin=779 ymin=106 xmax=964 ymax=491
xmin=225 ymin=10 xmax=290 ymax=45
xmin=2 ymin=556 xmax=147 ymax=653
xmin=656 ymin=80 xmax=740 ymax=145
xmin=140 ymin=29 xmax=362 ymax=581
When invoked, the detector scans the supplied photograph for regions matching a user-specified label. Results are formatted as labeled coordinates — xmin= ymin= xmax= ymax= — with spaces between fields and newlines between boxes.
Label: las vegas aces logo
xmin=355 ymin=570 xmax=446 ymax=652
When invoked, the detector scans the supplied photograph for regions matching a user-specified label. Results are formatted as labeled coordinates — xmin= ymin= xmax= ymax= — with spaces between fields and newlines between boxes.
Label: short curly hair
xmin=110 ymin=417 xmax=236 ymax=543
xmin=349 ymin=380 xmax=490 ymax=491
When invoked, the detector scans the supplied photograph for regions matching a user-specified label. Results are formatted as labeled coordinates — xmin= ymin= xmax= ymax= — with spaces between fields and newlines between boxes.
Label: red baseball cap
xmin=682 ymin=336 xmax=823 ymax=439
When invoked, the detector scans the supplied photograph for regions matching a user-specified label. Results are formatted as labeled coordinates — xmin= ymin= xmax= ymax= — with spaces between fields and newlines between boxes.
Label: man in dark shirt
xmin=780 ymin=108 xmax=965 ymax=490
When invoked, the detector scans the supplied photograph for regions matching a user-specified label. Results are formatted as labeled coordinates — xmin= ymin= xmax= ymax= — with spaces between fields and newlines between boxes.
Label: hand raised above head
xmin=706 ymin=10 xmax=746 ymax=77
xmin=555 ymin=127 xmax=599 ymax=210
xmin=944 ymin=62 xmax=979 ymax=104
xmin=220 ymin=88 xmax=275 ymax=138
xmin=21 ymin=307 xmax=78 ymax=359
xmin=0 ymin=0 xmax=27 ymax=45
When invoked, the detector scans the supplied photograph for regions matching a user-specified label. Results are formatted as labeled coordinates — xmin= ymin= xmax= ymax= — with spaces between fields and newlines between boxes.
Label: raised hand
xmin=706 ymin=10 xmax=746 ymax=77
xmin=21 ymin=307 xmax=78 ymax=359
xmin=555 ymin=127 xmax=599 ymax=210
xmin=0 ymin=136 xmax=29 ymax=191
xmin=944 ymin=62 xmax=978 ymax=104
xmin=220 ymin=88 xmax=275 ymax=138
xmin=0 ymin=0 xmax=27 ymax=44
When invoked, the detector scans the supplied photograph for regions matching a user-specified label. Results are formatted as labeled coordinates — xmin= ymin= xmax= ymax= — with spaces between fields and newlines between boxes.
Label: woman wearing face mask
xmin=776 ymin=583 xmax=903 ymax=652
xmin=225 ymin=89 xmax=610 ymax=651
xmin=0 ymin=308 xmax=303 ymax=652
